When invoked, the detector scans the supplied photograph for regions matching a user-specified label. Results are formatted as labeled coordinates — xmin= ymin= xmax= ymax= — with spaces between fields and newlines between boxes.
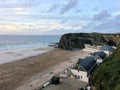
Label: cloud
xmin=75 ymin=8 xmax=82 ymax=13
xmin=1 ymin=0 xmax=40 ymax=8
xmin=93 ymin=10 xmax=111 ymax=21
xmin=13 ymin=7 xmax=29 ymax=15
xmin=0 ymin=1 xmax=32 ymax=8
xmin=81 ymin=10 xmax=120 ymax=33
xmin=93 ymin=7 xmax=99 ymax=11
xmin=44 ymin=29 xmax=80 ymax=35
xmin=60 ymin=0 xmax=78 ymax=14
xmin=0 ymin=19 xmax=86 ymax=35
xmin=47 ymin=4 xmax=58 ymax=12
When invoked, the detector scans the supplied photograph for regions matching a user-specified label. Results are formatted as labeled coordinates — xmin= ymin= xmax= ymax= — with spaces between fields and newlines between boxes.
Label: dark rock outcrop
xmin=58 ymin=33 xmax=120 ymax=50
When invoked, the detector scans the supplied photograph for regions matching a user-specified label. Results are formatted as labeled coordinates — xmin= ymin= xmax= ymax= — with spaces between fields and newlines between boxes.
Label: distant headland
xmin=58 ymin=32 xmax=120 ymax=50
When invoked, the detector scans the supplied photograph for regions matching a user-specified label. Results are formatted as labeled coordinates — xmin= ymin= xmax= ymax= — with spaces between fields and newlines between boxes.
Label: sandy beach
xmin=0 ymin=47 xmax=53 ymax=64
xmin=0 ymin=47 xmax=90 ymax=90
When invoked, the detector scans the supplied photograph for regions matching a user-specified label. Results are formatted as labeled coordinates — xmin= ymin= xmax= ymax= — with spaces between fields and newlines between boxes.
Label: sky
xmin=0 ymin=0 xmax=120 ymax=35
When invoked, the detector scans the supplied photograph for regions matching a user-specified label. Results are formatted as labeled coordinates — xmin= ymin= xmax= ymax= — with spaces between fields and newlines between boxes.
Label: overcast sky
xmin=0 ymin=0 xmax=120 ymax=35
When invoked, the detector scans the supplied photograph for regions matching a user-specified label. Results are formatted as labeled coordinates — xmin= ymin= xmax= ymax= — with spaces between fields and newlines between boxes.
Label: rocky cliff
xmin=58 ymin=33 xmax=120 ymax=50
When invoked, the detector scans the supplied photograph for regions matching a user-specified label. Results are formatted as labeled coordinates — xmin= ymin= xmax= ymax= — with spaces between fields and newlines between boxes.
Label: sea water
xmin=0 ymin=35 xmax=61 ymax=51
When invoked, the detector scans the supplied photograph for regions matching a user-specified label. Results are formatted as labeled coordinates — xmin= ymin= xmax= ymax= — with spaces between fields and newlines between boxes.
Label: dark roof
xmin=100 ymin=45 xmax=114 ymax=52
xmin=93 ymin=51 xmax=106 ymax=59
xmin=76 ymin=59 xmax=84 ymax=64
xmin=80 ymin=56 xmax=96 ymax=72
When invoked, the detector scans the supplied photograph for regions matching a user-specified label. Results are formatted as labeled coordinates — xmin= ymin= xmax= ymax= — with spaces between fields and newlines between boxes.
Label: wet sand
xmin=0 ymin=47 xmax=53 ymax=64
xmin=0 ymin=48 xmax=90 ymax=90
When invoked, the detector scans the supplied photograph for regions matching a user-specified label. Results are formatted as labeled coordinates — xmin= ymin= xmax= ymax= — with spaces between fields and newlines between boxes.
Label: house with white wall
xmin=70 ymin=56 xmax=96 ymax=83
xmin=92 ymin=51 xmax=107 ymax=64
xmin=99 ymin=45 xmax=115 ymax=56
xmin=83 ymin=44 xmax=101 ymax=53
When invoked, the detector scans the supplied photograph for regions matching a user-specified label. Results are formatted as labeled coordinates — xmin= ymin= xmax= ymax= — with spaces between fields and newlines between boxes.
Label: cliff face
xmin=58 ymin=34 xmax=85 ymax=50
xmin=58 ymin=33 xmax=120 ymax=50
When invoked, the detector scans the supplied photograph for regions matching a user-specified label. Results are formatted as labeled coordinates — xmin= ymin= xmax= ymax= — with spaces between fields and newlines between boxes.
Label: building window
xmin=78 ymin=75 xmax=80 ymax=79
xmin=74 ymin=75 xmax=80 ymax=79
xmin=81 ymin=76 xmax=82 ymax=79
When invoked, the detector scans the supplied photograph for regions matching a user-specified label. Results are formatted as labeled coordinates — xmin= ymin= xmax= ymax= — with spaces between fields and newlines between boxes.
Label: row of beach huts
xmin=70 ymin=45 xmax=116 ymax=83
xmin=38 ymin=45 xmax=116 ymax=90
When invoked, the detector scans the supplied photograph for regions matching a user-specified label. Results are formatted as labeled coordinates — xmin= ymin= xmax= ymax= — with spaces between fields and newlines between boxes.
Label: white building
xmin=92 ymin=51 xmax=107 ymax=64
xmin=70 ymin=56 xmax=96 ymax=83
xmin=99 ymin=45 xmax=115 ymax=56
xmin=83 ymin=44 xmax=101 ymax=53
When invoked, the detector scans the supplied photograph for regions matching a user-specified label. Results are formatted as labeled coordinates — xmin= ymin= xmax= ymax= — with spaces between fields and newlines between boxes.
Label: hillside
xmin=90 ymin=45 xmax=120 ymax=90
xmin=58 ymin=32 xmax=120 ymax=89
xmin=58 ymin=33 xmax=120 ymax=50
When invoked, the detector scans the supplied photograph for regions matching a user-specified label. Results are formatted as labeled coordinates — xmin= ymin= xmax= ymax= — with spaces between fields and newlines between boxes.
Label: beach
xmin=0 ymin=47 xmax=53 ymax=64
xmin=0 ymin=47 xmax=90 ymax=90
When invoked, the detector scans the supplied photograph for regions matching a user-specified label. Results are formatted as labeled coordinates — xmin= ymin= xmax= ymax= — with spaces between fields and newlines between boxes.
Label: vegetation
xmin=58 ymin=33 xmax=120 ymax=50
xmin=58 ymin=32 xmax=120 ymax=89
xmin=90 ymin=45 xmax=120 ymax=90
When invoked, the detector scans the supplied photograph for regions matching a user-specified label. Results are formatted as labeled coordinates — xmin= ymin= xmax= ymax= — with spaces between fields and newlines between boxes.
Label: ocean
xmin=0 ymin=35 xmax=61 ymax=51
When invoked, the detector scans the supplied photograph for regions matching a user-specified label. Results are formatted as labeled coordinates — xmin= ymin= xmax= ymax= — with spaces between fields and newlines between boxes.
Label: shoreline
xmin=0 ymin=46 xmax=54 ymax=64
xmin=0 ymin=48 xmax=90 ymax=90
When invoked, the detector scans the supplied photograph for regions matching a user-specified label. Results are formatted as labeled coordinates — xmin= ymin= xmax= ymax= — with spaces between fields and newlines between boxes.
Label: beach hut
xmin=99 ymin=45 xmax=114 ymax=56
xmin=70 ymin=56 xmax=96 ymax=83
xmin=93 ymin=51 xmax=107 ymax=64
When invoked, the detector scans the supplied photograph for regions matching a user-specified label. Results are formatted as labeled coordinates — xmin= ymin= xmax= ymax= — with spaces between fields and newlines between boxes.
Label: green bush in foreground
xmin=90 ymin=46 xmax=120 ymax=90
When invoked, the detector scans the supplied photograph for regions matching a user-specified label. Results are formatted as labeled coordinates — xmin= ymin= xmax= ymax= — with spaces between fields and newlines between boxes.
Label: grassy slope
xmin=90 ymin=46 xmax=120 ymax=90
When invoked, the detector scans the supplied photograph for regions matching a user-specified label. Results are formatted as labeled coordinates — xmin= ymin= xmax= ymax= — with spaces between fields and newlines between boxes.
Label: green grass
xmin=90 ymin=46 xmax=120 ymax=90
